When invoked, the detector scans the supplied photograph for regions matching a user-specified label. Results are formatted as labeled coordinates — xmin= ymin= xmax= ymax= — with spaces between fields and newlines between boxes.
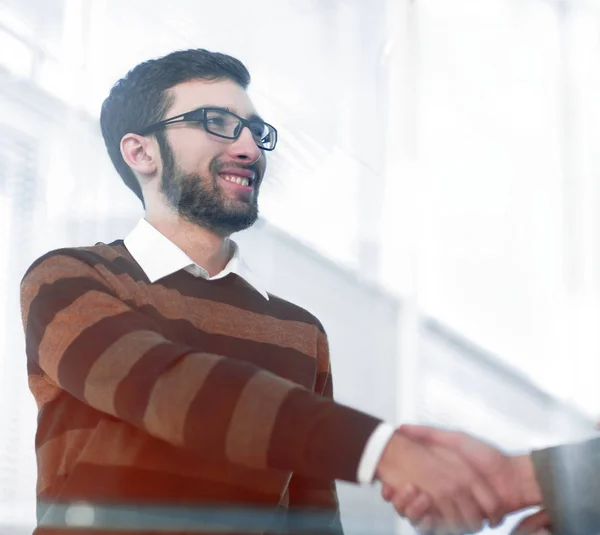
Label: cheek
xmin=258 ymin=155 xmax=267 ymax=175
xmin=175 ymin=150 xmax=218 ymax=179
xmin=169 ymin=131 xmax=220 ymax=173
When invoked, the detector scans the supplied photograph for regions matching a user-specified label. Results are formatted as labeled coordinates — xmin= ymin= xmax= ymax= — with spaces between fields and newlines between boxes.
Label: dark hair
xmin=100 ymin=49 xmax=251 ymax=206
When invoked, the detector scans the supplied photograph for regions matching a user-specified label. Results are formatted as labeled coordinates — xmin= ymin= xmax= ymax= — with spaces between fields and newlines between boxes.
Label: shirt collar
xmin=123 ymin=218 xmax=269 ymax=300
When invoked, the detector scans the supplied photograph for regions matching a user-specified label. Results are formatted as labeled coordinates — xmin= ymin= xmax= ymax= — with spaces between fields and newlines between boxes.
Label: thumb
xmin=399 ymin=424 xmax=460 ymax=448
xmin=398 ymin=424 xmax=435 ymax=440
xmin=511 ymin=510 xmax=551 ymax=535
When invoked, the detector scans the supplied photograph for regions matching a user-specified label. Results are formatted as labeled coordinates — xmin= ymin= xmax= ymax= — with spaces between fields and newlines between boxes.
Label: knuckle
xmin=392 ymin=498 xmax=408 ymax=515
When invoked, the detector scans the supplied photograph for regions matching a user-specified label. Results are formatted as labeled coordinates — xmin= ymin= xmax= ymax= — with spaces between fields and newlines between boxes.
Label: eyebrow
xmin=203 ymin=105 xmax=265 ymax=123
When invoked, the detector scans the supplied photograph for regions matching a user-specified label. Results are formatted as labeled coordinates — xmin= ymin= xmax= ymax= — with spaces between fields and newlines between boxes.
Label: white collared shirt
xmin=124 ymin=218 xmax=269 ymax=299
xmin=123 ymin=218 xmax=394 ymax=485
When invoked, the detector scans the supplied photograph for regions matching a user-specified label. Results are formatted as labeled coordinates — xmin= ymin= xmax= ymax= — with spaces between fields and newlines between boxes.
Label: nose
xmin=227 ymin=125 xmax=262 ymax=163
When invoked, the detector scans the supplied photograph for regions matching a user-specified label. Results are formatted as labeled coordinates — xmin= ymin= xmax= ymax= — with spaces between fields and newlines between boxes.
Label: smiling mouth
xmin=219 ymin=173 xmax=253 ymax=188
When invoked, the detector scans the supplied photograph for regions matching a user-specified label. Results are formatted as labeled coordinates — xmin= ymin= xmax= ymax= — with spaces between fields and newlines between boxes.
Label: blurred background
xmin=1 ymin=0 xmax=600 ymax=533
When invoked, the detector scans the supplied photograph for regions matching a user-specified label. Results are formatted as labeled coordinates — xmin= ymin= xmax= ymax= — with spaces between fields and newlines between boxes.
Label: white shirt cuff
xmin=357 ymin=422 xmax=396 ymax=484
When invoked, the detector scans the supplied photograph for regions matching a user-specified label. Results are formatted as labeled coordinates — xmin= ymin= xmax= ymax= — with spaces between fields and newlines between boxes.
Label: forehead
xmin=166 ymin=78 xmax=257 ymax=118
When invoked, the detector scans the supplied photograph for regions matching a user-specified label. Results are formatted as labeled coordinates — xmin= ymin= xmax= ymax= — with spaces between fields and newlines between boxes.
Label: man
xmin=21 ymin=49 xmax=504 ymax=534
xmin=387 ymin=425 xmax=600 ymax=535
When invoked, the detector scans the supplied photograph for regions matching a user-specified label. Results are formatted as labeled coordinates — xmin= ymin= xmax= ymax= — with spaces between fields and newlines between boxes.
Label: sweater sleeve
xmin=531 ymin=437 xmax=600 ymax=535
xmin=286 ymin=332 xmax=344 ymax=534
xmin=21 ymin=251 xmax=381 ymax=483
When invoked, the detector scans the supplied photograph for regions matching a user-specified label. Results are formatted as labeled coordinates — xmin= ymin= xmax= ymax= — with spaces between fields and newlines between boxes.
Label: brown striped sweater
xmin=20 ymin=241 xmax=382 ymax=534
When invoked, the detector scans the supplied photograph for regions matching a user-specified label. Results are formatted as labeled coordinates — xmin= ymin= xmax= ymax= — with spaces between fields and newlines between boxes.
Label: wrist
xmin=375 ymin=431 xmax=408 ymax=483
xmin=512 ymin=453 xmax=542 ymax=507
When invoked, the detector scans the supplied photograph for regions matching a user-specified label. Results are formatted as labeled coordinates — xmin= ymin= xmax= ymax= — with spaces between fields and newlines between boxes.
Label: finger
xmin=436 ymin=501 xmax=462 ymax=535
xmin=511 ymin=510 xmax=551 ymax=535
xmin=429 ymin=445 xmax=503 ymax=527
xmin=429 ymin=446 xmax=501 ymax=529
xmin=405 ymin=493 xmax=434 ymax=525
xmin=381 ymin=482 xmax=395 ymax=502
xmin=470 ymin=478 xmax=503 ymax=527
xmin=453 ymin=492 xmax=484 ymax=534
xmin=391 ymin=485 xmax=419 ymax=517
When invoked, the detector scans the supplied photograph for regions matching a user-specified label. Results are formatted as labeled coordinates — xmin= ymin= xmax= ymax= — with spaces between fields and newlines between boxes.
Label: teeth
xmin=222 ymin=174 xmax=250 ymax=187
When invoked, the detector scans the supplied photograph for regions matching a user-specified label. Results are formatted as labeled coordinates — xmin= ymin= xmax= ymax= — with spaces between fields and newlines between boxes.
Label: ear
xmin=120 ymin=133 xmax=159 ymax=176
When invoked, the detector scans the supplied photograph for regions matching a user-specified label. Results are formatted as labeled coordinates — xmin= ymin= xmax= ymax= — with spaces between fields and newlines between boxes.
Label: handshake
xmin=376 ymin=425 xmax=548 ymax=535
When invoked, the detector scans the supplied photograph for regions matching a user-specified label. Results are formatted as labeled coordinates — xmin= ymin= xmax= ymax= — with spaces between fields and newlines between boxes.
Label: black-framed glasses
xmin=135 ymin=107 xmax=278 ymax=151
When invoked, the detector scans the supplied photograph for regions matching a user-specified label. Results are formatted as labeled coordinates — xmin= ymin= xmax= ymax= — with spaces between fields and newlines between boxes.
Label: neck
xmin=145 ymin=208 xmax=233 ymax=277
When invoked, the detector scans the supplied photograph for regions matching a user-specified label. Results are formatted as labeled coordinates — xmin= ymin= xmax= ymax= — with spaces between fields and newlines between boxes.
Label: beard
xmin=158 ymin=138 xmax=259 ymax=236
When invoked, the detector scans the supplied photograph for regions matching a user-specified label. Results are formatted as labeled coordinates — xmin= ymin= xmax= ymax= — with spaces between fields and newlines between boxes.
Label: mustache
xmin=210 ymin=159 xmax=261 ymax=177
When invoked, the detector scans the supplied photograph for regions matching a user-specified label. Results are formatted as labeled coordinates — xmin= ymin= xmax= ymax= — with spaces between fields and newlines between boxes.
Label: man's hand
xmin=375 ymin=430 xmax=503 ymax=534
xmin=383 ymin=425 xmax=544 ymax=533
